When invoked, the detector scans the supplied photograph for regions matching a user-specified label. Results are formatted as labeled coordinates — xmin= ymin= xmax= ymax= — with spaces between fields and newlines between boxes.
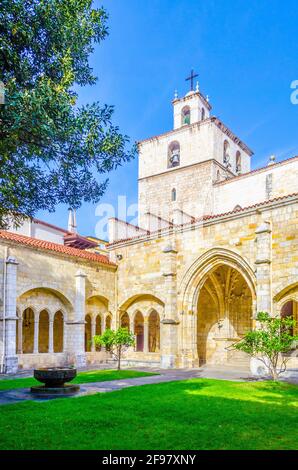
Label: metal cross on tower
xmin=185 ymin=69 xmax=198 ymax=91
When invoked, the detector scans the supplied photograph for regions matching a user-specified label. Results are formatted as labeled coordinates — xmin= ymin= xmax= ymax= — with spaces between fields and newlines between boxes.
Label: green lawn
xmin=0 ymin=369 xmax=155 ymax=391
xmin=0 ymin=378 xmax=297 ymax=450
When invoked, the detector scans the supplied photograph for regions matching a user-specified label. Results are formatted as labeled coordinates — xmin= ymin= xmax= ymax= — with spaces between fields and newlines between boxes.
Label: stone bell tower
xmin=137 ymin=71 xmax=252 ymax=232
xmin=173 ymin=81 xmax=211 ymax=129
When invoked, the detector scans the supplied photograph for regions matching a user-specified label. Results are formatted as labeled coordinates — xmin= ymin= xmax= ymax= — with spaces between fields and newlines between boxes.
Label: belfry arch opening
xmin=181 ymin=106 xmax=190 ymax=126
xmin=197 ymin=264 xmax=253 ymax=365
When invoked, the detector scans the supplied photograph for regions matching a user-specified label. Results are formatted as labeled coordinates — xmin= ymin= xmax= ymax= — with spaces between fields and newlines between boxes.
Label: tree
xmin=0 ymin=0 xmax=134 ymax=229
xmin=232 ymin=311 xmax=298 ymax=380
xmin=94 ymin=327 xmax=135 ymax=370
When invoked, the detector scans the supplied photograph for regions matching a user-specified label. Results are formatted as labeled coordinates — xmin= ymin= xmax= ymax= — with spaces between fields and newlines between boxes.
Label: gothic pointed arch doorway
xmin=197 ymin=264 xmax=253 ymax=365
xmin=180 ymin=249 xmax=256 ymax=367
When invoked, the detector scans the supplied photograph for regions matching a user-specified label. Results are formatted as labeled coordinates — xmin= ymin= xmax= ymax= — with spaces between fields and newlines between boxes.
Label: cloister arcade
xmin=11 ymin=276 xmax=298 ymax=370
xmin=16 ymin=288 xmax=69 ymax=356
xmin=84 ymin=296 xmax=111 ymax=352
xmin=117 ymin=294 xmax=163 ymax=356
xmin=119 ymin=309 xmax=161 ymax=353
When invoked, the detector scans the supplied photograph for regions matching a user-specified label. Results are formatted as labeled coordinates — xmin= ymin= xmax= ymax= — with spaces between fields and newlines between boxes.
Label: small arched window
xmin=181 ymin=106 xmax=190 ymax=126
xmin=171 ymin=188 xmax=176 ymax=201
xmin=281 ymin=301 xmax=295 ymax=336
xmin=201 ymin=108 xmax=205 ymax=120
xmin=168 ymin=141 xmax=180 ymax=168
xmin=236 ymin=151 xmax=242 ymax=174
xmin=223 ymin=140 xmax=230 ymax=165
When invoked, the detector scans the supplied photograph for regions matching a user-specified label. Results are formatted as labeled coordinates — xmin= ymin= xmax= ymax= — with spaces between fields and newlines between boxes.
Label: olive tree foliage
xmin=94 ymin=327 xmax=135 ymax=370
xmin=233 ymin=312 xmax=298 ymax=380
xmin=0 ymin=0 xmax=134 ymax=229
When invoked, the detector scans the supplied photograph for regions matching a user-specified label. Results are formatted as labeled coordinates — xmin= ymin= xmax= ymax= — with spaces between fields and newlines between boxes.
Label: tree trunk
xmin=271 ymin=355 xmax=279 ymax=381
xmin=272 ymin=367 xmax=278 ymax=381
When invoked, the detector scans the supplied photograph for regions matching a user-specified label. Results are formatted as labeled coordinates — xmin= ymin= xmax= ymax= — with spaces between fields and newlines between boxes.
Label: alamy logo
xmin=290 ymin=80 xmax=298 ymax=104
xmin=0 ymin=81 xmax=4 ymax=104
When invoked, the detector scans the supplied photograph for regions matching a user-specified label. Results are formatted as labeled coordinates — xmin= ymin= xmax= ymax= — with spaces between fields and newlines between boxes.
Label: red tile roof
xmin=0 ymin=230 xmax=116 ymax=267
xmin=214 ymin=155 xmax=298 ymax=186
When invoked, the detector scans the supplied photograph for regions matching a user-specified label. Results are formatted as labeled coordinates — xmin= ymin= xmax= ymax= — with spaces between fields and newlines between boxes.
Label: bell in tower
xmin=168 ymin=141 xmax=180 ymax=168
xmin=170 ymin=152 xmax=180 ymax=167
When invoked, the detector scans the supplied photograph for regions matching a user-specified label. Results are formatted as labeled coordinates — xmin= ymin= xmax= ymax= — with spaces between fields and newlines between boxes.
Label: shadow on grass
xmin=0 ymin=369 xmax=156 ymax=391
xmin=0 ymin=379 xmax=297 ymax=450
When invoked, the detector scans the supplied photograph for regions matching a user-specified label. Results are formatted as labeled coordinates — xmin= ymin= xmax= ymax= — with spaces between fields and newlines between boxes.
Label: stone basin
xmin=34 ymin=367 xmax=77 ymax=387
xmin=31 ymin=367 xmax=80 ymax=396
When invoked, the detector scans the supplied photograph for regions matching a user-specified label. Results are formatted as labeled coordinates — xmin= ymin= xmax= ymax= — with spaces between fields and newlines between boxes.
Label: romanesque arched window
xmin=171 ymin=188 xmax=176 ymax=201
xmin=181 ymin=106 xmax=190 ymax=126
xmin=281 ymin=301 xmax=294 ymax=336
xmin=38 ymin=310 xmax=49 ymax=353
xmin=134 ymin=311 xmax=144 ymax=352
xmin=201 ymin=108 xmax=205 ymax=120
xmin=95 ymin=314 xmax=102 ymax=351
xmin=22 ymin=308 xmax=34 ymax=354
xmin=53 ymin=311 xmax=64 ymax=353
xmin=120 ymin=312 xmax=130 ymax=332
xmin=223 ymin=140 xmax=230 ymax=165
xmin=168 ymin=141 xmax=180 ymax=168
xmin=236 ymin=151 xmax=242 ymax=174
xmin=106 ymin=314 xmax=112 ymax=329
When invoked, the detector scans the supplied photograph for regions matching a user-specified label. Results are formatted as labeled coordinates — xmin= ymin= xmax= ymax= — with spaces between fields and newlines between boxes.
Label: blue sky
xmin=38 ymin=0 xmax=298 ymax=238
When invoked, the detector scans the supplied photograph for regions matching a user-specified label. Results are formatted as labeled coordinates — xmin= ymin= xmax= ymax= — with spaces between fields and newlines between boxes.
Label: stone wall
xmin=214 ymin=157 xmax=298 ymax=213
xmin=139 ymin=119 xmax=251 ymax=181
xmin=110 ymin=196 xmax=298 ymax=368
xmin=0 ymin=242 xmax=116 ymax=372
xmin=139 ymin=160 xmax=216 ymax=227
xmin=0 ymin=194 xmax=297 ymax=372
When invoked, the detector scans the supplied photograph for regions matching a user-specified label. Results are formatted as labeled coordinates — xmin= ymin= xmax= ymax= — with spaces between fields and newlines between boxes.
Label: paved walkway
xmin=0 ymin=366 xmax=254 ymax=406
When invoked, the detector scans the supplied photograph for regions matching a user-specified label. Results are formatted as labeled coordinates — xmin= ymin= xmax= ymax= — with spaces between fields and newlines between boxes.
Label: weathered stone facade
xmin=0 ymin=88 xmax=297 ymax=373
xmin=0 ymin=239 xmax=116 ymax=372
xmin=110 ymin=197 xmax=298 ymax=369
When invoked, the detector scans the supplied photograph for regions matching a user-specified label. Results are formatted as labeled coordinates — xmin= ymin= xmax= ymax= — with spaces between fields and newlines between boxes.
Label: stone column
xmin=49 ymin=319 xmax=54 ymax=354
xmin=66 ymin=270 xmax=87 ymax=367
xmin=127 ymin=315 xmax=131 ymax=333
xmin=33 ymin=316 xmax=39 ymax=354
xmin=117 ymin=309 xmax=124 ymax=329
xmin=17 ymin=316 xmax=22 ymax=354
xmin=91 ymin=317 xmax=96 ymax=352
xmin=101 ymin=315 xmax=106 ymax=334
xmin=160 ymin=244 xmax=179 ymax=369
xmin=251 ymin=222 xmax=272 ymax=376
xmin=143 ymin=319 xmax=149 ymax=353
xmin=4 ymin=257 xmax=19 ymax=373
xmin=255 ymin=222 xmax=272 ymax=314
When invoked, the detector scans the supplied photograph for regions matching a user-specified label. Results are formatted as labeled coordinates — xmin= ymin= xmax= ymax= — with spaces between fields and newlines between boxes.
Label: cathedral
xmin=0 ymin=80 xmax=297 ymax=374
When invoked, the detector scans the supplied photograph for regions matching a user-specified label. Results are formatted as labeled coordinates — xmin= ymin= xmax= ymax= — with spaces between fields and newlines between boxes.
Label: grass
xmin=0 ymin=369 xmax=156 ymax=391
xmin=0 ymin=378 xmax=297 ymax=450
